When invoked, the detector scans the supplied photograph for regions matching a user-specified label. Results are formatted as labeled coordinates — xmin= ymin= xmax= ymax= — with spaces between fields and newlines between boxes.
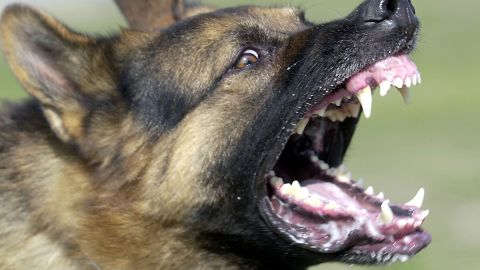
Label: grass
xmin=1 ymin=1 xmax=479 ymax=269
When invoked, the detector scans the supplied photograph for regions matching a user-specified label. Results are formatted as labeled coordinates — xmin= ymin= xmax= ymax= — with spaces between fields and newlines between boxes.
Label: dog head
xmin=0 ymin=0 xmax=430 ymax=268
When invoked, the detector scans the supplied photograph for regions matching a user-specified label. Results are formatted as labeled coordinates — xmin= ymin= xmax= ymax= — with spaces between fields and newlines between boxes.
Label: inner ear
xmin=115 ymin=0 xmax=214 ymax=31
xmin=1 ymin=5 xmax=114 ymax=143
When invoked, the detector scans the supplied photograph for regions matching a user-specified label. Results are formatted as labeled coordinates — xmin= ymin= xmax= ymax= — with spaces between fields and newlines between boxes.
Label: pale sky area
xmin=0 ymin=0 xmax=126 ymax=31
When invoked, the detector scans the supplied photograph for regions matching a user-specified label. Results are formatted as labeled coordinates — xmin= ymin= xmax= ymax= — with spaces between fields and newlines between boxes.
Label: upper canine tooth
xmin=295 ymin=118 xmax=310 ymax=135
xmin=412 ymin=75 xmax=418 ymax=86
xmin=356 ymin=86 xmax=373 ymax=118
xmin=381 ymin=200 xmax=394 ymax=224
xmin=398 ymin=86 xmax=411 ymax=104
xmin=393 ymin=78 xmax=404 ymax=88
xmin=406 ymin=188 xmax=425 ymax=208
xmin=417 ymin=72 xmax=422 ymax=84
xmin=379 ymin=81 xmax=392 ymax=96
xmin=405 ymin=76 xmax=412 ymax=88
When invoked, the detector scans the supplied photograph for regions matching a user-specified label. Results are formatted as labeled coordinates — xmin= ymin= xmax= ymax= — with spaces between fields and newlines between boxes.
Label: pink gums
xmin=306 ymin=54 xmax=419 ymax=116
xmin=345 ymin=54 xmax=419 ymax=94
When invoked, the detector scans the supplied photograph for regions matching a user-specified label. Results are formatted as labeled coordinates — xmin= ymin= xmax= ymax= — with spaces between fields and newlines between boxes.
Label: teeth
xmin=380 ymin=200 xmax=394 ymax=224
xmin=356 ymin=178 xmax=364 ymax=187
xmin=347 ymin=103 xmax=361 ymax=118
xmin=398 ymin=255 xmax=410 ymax=263
xmin=280 ymin=183 xmax=293 ymax=196
xmin=412 ymin=75 xmax=418 ymax=86
xmin=417 ymin=73 xmax=422 ymax=84
xmin=405 ymin=76 xmax=412 ymax=88
xmin=420 ymin=209 xmax=430 ymax=219
xmin=313 ymin=107 xmax=327 ymax=117
xmin=325 ymin=109 xmax=348 ymax=122
xmin=291 ymin=181 xmax=310 ymax=200
xmin=304 ymin=197 xmax=322 ymax=207
xmin=356 ymin=86 xmax=373 ymax=118
xmin=379 ymin=81 xmax=392 ymax=96
xmin=295 ymin=118 xmax=310 ymax=135
xmin=393 ymin=78 xmax=404 ymax=88
xmin=397 ymin=219 xmax=408 ymax=228
xmin=406 ymin=188 xmax=425 ymax=208
xmin=325 ymin=202 xmax=339 ymax=210
xmin=398 ymin=86 xmax=411 ymax=104
xmin=377 ymin=192 xmax=385 ymax=200
xmin=365 ymin=186 xmax=374 ymax=195
xmin=334 ymin=98 xmax=342 ymax=106
xmin=337 ymin=173 xmax=351 ymax=183
xmin=292 ymin=180 xmax=301 ymax=190
xmin=270 ymin=177 xmax=284 ymax=188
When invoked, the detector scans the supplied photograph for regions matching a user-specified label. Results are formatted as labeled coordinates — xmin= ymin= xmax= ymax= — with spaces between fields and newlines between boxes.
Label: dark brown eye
xmin=235 ymin=49 xmax=259 ymax=69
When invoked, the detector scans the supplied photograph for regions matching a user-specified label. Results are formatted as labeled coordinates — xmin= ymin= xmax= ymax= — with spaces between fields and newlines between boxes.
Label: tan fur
xmin=0 ymin=1 xmax=311 ymax=269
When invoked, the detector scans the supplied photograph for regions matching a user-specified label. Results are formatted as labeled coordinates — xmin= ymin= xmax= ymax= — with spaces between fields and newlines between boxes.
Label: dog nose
xmin=350 ymin=0 xmax=418 ymax=29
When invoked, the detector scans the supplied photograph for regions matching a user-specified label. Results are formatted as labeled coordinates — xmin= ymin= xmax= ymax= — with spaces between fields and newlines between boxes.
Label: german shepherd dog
xmin=0 ymin=0 xmax=430 ymax=269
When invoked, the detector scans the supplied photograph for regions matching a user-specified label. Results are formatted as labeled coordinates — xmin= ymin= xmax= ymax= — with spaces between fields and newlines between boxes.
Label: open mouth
xmin=262 ymin=54 xmax=431 ymax=264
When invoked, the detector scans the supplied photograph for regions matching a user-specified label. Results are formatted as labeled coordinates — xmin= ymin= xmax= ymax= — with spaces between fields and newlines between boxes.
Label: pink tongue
xmin=345 ymin=55 xmax=419 ymax=94
xmin=305 ymin=181 xmax=362 ymax=211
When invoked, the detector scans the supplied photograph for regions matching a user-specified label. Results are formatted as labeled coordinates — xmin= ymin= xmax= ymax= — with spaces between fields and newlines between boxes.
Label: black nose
xmin=349 ymin=0 xmax=418 ymax=29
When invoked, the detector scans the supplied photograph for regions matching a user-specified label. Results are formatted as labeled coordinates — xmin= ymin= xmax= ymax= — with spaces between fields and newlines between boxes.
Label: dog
xmin=0 ymin=0 xmax=431 ymax=269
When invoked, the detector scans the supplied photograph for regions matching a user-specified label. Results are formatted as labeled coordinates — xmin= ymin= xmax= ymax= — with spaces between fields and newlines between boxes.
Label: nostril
xmin=362 ymin=0 xmax=397 ymax=23
xmin=351 ymin=0 xmax=417 ymax=25
xmin=385 ymin=0 xmax=398 ymax=13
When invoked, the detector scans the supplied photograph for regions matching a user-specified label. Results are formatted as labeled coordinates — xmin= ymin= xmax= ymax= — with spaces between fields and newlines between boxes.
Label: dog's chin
xmin=258 ymin=54 xmax=431 ymax=265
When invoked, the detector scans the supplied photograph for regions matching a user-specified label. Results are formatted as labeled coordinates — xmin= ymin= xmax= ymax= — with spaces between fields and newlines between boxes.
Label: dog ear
xmin=0 ymin=5 xmax=114 ymax=143
xmin=115 ymin=0 xmax=213 ymax=31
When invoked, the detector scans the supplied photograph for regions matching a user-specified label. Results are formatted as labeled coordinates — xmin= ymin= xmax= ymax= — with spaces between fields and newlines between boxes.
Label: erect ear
xmin=0 ymin=5 xmax=115 ymax=143
xmin=115 ymin=0 xmax=214 ymax=31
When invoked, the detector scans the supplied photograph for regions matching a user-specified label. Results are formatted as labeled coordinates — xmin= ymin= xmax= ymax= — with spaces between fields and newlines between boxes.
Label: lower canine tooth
xmin=295 ymin=118 xmax=309 ymax=135
xmin=356 ymin=86 xmax=373 ymax=118
xmin=399 ymin=87 xmax=411 ymax=104
xmin=381 ymin=200 xmax=394 ymax=224
xmin=406 ymin=187 xmax=425 ymax=208
xmin=365 ymin=186 xmax=374 ymax=195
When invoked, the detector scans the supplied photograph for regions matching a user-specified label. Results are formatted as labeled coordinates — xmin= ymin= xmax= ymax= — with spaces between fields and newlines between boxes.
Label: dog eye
xmin=235 ymin=49 xmax=259 ymax=69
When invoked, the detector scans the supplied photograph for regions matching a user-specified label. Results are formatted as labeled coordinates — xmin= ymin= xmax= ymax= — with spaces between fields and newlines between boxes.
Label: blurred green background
xmin=0 ymin=0 xmax=478 ymax=269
